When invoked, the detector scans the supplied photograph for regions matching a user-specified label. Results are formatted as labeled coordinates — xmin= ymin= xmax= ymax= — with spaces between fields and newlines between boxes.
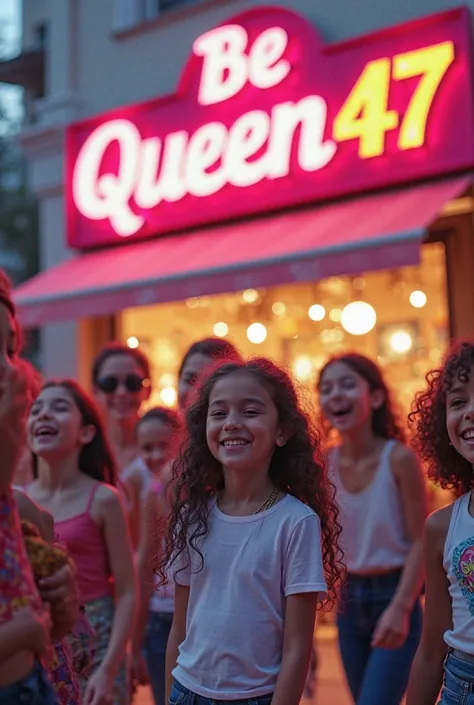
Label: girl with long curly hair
xmin=318 ymin=353 xmax=427 ymax=705
xmin=407 ymin=340 xmax=474 ymax=705
xmin=159 ymin=357 xmax=343 ymax=705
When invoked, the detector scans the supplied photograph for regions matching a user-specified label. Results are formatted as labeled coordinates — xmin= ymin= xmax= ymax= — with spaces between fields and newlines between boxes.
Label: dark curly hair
xmin=178 ymin=337 xmax=241 ymax=379
xmin=317 ymin=353 xmax=406 ymax=442
xmin=157 ymin=357 xmax=344 ymax=609
xmin=31 ymin=380 xmax=119 ymax=486
xmin=409 ymin=340 xmax=474 ymax=496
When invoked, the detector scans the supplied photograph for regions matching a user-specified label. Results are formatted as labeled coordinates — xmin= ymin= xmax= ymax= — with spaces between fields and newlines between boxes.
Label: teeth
xmin=462 ymin=430 xmax=474 ymax=440
xmin=223 ymin=440 xmax=248 ymax=447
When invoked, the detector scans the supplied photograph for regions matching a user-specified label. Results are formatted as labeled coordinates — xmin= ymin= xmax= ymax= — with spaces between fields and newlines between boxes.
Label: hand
xmin=39 ymin=565 xmax=80 ymax=639
xmin=372 ymin=601 xmax=410 ymax=649
xmin=83 ymin=666 xmax=115 ymax=705
xmin=131 ymin=650 xmax=149 ymax=689
xmin=14 ymin=606 xmax=52 ymax=659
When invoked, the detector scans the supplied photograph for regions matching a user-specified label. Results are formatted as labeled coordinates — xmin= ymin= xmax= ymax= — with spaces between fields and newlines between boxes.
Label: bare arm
xmin=373 ymin=445 xmax=428 ymax=648
xmin=134 ymin=493 xmax=162 ymax=654
xmin=406 ymin=507 xmax=452 ymax=705
xmin=96 ymin=486 xmax=138 ymax=677
xmin=0 ymin=365 xmax=28 ymax=494
xmin=271 ymin=592 xmax=319 ymax=705
xmin=14 ymin=489 xmax=54 ymax=542
xmin=165 ymin=583 xmax=189 ymax=700
xmin=0 ymin=608 xmax=51 ymax=663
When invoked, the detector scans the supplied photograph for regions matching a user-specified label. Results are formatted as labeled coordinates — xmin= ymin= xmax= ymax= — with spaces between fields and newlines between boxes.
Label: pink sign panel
xmin=66 ymin=5 xmax=474 ymax=250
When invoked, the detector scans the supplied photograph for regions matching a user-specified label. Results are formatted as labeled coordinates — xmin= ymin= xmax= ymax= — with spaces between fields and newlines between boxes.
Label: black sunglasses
xmin=95 ymin=374 xmax=150 ymax=394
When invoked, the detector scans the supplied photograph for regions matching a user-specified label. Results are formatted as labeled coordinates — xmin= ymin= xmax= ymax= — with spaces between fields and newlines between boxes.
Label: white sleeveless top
xmin=331 ymin=440 xmax=411 ymax=573
xmin=443 ymin=493 xmax=474 ymax=654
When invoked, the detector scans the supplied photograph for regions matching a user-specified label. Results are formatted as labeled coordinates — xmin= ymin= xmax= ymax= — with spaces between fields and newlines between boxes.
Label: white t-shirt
xmin=172 ymin=494 xmax=327 ymax=700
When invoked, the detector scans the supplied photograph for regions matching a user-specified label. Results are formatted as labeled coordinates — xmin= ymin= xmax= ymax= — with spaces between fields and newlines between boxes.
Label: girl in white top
xmin=318 ymin=353 xmax=427 ymax=705
xmin=158 ymin=357 xmax=343 ymax=705
xmin=408 ymin=340 xmax=474 ymax=704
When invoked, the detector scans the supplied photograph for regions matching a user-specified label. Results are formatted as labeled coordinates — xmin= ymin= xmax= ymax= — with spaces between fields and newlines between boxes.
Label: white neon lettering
xmin=72 ymin=119 xmax=143 ymax=237
xmin=267 ymin=97 xmax=337 ymax=179
xmin=186 ymin=122 xmax=227 ymax=197
xmin=248 ymin=27 xmax=291 ymax=89
xmin=135 ymin=131 xmax=189 ymax=208
xmin=225 ymin=111 xmax=270 ymax=187
xmin=194 ymin=25 xmax=249 ymax=106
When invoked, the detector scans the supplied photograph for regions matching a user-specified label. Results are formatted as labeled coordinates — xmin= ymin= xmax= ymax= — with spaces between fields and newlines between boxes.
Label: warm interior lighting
xmin=329 ymin=308 xmax=342 ymax=323
xmin=272 ymin=301 xmax=286 ymax=316
xmin=293 ymin=356 xmax=312 ymax=381
xmin=308 ymin=304 xmax=325 ymax=322
xmin=247 ymin=322 xmax=267 ymax=344
xmin=389 ymin=330 xmax=413 ymax=354
xmin=242 ymin=289 xmax=260 ymax=304
xmin=213 ymin=321 xmax=229 ymax=337
xmin=409 ymin=290 xmax=427 ymax=308
xmin=340 ymin=301 xmax=377 ymax=335
xmin=160 ymin=386 xmax=177 ymax=407
xmin=127 ymin=336 xmax=139 ymax=349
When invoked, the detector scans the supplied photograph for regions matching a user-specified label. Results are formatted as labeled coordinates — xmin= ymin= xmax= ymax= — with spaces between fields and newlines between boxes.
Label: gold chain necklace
xmin=216 ymin=486 xmax=279 ymax=515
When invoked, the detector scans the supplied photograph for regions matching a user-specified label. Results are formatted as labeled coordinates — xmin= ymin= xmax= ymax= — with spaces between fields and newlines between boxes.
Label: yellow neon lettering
xmin=393 ymin=41 xmax=455 ymax=151
xmin=333 ymin=57 xmax=399 ymax=159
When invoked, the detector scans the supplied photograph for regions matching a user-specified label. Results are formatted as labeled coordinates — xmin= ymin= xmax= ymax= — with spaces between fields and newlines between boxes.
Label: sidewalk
xmin=134 ymin=627 xmax=352 ymax=705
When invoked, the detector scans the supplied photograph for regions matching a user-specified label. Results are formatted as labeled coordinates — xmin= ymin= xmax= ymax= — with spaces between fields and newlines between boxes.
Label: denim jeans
xmin=337 ymin=569 xmax=422 ymax=705
xmin=439 ymin=650 xmax=474 ymax=704
xmin=144 ymin=611 xmax=173 ymax=705
xmin=0 ymin=662 xmax=59 ymax=705
xmin=169 ymin=678 xmax=273 ymax=704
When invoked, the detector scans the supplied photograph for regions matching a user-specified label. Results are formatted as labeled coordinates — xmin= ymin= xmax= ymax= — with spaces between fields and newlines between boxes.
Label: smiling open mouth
xmin=221 ymin=440 xmax=250 ymax=447
xmin=461 ymin=429 xmax=474 ymax=441
xmin=35 ymin=427 xmax=58 ymax=438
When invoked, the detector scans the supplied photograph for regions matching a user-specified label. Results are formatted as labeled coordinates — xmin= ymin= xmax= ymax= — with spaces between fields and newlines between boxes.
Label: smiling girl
xmin=407 ymin=340 xmax=474 ymax=704
xmin=159 ymin=358 xmax=343 ymax=705
xmin=26 ymin=380 xmax=137 ymax=705
xmin=318 ymin=353 xmax=427 ymax=705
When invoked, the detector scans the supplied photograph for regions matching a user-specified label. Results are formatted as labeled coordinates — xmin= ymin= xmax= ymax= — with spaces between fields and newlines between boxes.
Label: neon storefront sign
xmin=67 ymin=6 xmax=474 ymax=249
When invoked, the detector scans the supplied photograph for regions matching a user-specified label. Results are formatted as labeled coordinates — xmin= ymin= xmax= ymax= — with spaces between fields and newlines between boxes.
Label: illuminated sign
xmin=67 ymin=6 xmax=474 ymax=249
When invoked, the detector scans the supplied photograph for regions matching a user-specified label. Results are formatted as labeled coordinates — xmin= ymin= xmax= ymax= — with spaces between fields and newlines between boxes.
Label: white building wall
xmin=18 ymin=0 xmax=474 ymax=378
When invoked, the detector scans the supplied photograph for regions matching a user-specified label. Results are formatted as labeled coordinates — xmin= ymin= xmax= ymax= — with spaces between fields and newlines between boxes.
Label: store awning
xmin=14 ymin=176 xmax=471 ymax=328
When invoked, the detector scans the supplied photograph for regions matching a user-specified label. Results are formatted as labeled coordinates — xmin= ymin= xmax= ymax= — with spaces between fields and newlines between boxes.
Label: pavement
xmin=133 ymin=626 xmax=353 ymax=705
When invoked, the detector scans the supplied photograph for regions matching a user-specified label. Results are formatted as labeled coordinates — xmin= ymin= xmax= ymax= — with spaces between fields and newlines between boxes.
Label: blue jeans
xmin=337 ymin=569 xmax=422 ymax=705
xmin=0 ymin=662 xmax=59 ymax=705
xmin=144 ymin=611 xmax=173 ymax=705
xmin=169 ymin=678 xmax=273 ymax=704
xmin=439 ymin=650 xmax=474 ymax=704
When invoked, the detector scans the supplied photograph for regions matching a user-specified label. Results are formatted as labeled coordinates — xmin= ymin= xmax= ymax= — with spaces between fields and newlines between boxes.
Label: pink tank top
xmin=55 ymin=485 xmax=112 ymax=604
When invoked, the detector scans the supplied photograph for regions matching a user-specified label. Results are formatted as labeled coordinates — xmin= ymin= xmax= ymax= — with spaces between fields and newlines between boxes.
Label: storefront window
xmin=120 ymin=241 xmax=448 ymax=417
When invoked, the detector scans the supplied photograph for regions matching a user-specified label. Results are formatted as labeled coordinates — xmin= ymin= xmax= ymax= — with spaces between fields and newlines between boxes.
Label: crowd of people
xmin=0 ymin=265 xmax=473 ymax=705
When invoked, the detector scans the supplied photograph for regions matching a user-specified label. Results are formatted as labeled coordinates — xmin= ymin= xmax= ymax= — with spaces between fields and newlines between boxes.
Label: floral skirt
xmin=48 ymin=641 xmax=79 ymax=705
xmin=79 ymin=595 xmax=129 ymax=705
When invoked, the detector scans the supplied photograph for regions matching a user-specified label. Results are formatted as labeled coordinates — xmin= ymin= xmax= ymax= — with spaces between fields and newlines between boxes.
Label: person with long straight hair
xmin=317 ymin=353 xmax=427 ymax=705
xmin=26 ymin=380 xmax=137 ymax=705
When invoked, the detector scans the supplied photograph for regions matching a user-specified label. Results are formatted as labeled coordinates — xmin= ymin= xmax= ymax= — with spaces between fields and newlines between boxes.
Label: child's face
xmin=137 ymin=418 xmax=173 ymax=476
xmin=206 ymin=371 xmax=284 ymax=475
xmin=319 ymin=361 xmax=379 ymax=434
xmin=27 ymin=386 xmax=94 ymax=461
xmin=446 ymin=366 xmax=474 ymax=464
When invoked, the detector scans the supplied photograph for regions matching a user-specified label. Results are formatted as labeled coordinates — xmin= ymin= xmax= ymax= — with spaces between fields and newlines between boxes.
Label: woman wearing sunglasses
xmin=92 ymin=342 xmax=152 ymax=548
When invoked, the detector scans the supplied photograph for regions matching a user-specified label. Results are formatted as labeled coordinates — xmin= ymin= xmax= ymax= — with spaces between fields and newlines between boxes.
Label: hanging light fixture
xmin=341 ymin=301 xmax=377 ymax=336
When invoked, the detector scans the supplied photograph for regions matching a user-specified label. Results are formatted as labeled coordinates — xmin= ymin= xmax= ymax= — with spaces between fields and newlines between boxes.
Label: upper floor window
xmin=113 ymin=0 xmax=195 ymax=31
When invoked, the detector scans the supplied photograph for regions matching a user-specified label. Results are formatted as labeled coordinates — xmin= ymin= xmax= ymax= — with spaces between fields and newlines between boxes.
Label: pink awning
xmin=14 ymin=176 xmax=470 ymax=327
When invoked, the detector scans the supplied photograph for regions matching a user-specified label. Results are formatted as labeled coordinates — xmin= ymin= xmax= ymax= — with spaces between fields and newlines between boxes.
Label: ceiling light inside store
xmin=127 ymin=336 xmax=139 ymax=349
xmin=389 ymin=330 xmax=413 ymax=354
xmin=160 ymin=386 xmax=177 ymax=408
xmin=247 ymin=322 xmax=267 ymax=344
xmin=213 ymin=321 xmax=229 ymax=338
xmin=329 ymin=308 xmax=342 ymax=323
xmin=242 ymin=289 xmax=260 ymax=304
xmin=294 ymin=356 xmax=313 ymax=381
xmin=340 ymin=302 xmax=377 ymax=336
xmin=308 ymin=304 xmax=326 ymax=322
xmin=186 ymin=297 xmax=200 ymax=309
xmin=272 ymin=301 xmax=286 ymax=316
xmin=409 ymin=290 xmax=427 ymax=308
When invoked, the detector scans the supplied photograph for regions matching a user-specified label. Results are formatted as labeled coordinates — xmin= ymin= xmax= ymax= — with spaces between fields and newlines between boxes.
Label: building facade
xmin=2 ymin=0 xmax=474 ymax=413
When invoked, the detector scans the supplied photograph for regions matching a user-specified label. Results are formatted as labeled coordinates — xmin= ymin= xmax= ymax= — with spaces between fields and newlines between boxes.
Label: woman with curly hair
xmin=407 ymin=340 xmax=474 ymax=705
xmin=158 ymin=357 xmax=343 ymax=705
xmin=318 ymin=353 xmax=427 ymax=705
